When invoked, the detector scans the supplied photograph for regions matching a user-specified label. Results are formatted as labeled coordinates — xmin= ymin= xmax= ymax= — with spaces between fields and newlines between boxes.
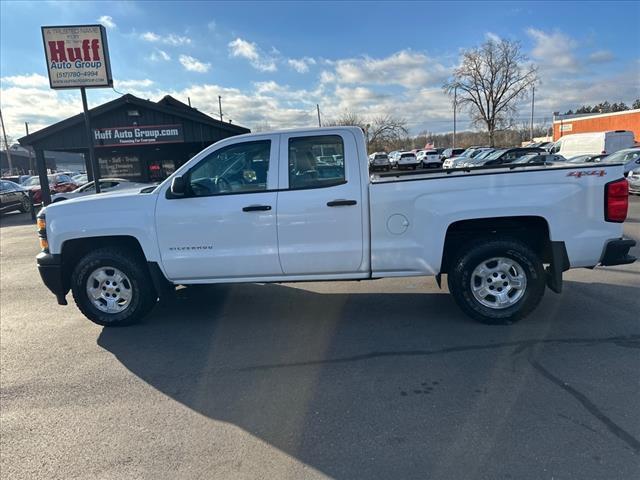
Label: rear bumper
xmin=600 ymin=238 xmax=637 ymax=266
xmin=36 ymin=252 xmax=68 ymax=305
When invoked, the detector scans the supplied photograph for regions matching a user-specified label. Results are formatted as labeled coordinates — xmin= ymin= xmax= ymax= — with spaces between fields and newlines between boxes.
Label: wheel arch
xmin=440 ymin=216 xmax=553 ymax=276
xmin=60 ymin=236 xmax=150 ymax=295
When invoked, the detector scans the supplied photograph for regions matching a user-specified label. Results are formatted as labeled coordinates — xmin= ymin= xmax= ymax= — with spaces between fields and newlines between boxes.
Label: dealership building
xmin=553 ymin=108 xmax=640 ymax=142
xmin=19 ymin=93 xmax=250 ymax=183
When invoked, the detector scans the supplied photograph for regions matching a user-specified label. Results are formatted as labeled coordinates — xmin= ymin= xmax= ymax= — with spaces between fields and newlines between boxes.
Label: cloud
xmin=228 ymin=37 xmax=277 ymax=72
xmin=98 ymin=15 xmax=116 ymax=29
xmin=115 ymin=79 xmax=154 ymax=89
xmin=207 ymin=20 xmax=216 ymax=31
xmin=179 ymin=55 xmax=211 ymax=73
xmin=526 ymin=28 xmax=578 ymax=71
xmin=287 ymin=57 xmax=316 ymax=73
xmin=331 ymin=50 xmax=448 ymax=88
xmin=141 ymin=32 xmax=191 ymax=46
xmin=149 ymin=49 xmax=171 ymax=62
xmin=589 ymin=49 xmax=614 ymax=63
xmin=1 ymin=73 xmax=49 ymax=88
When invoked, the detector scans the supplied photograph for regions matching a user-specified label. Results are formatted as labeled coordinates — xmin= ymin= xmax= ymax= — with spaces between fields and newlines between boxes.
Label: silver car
xmin=51 ymin=178 xmax=150 ymax=202
xmin=627 ymin=168 xmax=640 ymax=195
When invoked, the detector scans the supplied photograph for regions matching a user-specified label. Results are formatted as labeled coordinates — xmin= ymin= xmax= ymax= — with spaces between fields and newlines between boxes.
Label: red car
xmin=23 ymin=174 xmax=78 ymax=205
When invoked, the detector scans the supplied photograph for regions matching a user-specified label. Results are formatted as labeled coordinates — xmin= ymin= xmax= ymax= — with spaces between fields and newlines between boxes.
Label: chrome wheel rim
xmin=470 ymin=257 xmax=527 ymax=309
xmin=86 ymin=266 xmax=133 ymax=314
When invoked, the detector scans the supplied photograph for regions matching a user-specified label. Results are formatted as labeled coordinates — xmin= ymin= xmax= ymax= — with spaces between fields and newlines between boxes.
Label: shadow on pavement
xmin=0 ymin=211 xmax=36 ymax=228
xmin=97 ymin=280 xmax=640 ymax=479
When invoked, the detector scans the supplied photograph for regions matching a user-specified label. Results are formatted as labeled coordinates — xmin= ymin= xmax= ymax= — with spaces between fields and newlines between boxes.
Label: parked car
xmin=417 ymin=149 xmax=441 ymax=168
xmin=443 ymin=147 xmax=493 ymax=169
xmin=480 ymin=147 xmax=545 ymax=166
xmin=599 ymin=147 xmax=640 ymax=173
xmin=22 ymin=173 xmax=78 ymax=205
xmin=397 ymin=152 xmax=420 ymax=169
xmin=566 ymin=154 xmax=608 ymax=164
xmin=51 ymin=178 xmax=150 ymax=202
xmin=72 ymin=174 xmax=88 ymax=185
xmin=369 ymin=153 xmax=391 ymax=172
xmin=0 ymin=180 xmax=32 ymax=214
xmin=510 ymin=153 xmax=567 ymax=165
xmin=550 ymin=130 xmax=634 ymax=158
xmin=441 ymin=147 xmax=466 ymax=160
xmin=35 ymin=126 xmax=635 ymax=328
xmin=627 ymin=168 xmax=640 ymax=195
xmin=1 ymin=175 xmax=32 ymax=185
xmin=450 ymin=149 xmax=496 ymax=168
xmin=387 ymin=151 xmax=401 ymax=168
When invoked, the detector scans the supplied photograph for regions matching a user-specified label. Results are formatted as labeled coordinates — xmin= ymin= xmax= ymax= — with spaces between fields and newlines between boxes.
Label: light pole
xmin=452 ymin=85 xmax=458 ymax=149
xmin=530 ymin=85 xmax=535 ymax=142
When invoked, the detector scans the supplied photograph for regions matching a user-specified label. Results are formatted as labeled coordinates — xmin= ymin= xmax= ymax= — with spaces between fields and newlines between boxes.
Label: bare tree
xmin=325 ymin=111 xmax=407 ymax=153
xmin=444 ymin=38 xmax=537 ymax=146
xmin=367 ymin=115 xmax=409 ymax=150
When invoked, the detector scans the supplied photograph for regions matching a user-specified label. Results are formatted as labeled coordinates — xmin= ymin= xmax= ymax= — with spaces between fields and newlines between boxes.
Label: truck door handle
xmin=242 ymin=205 xmax=272 ymax=212
xmin=327 ymin=199 xmax=357 ymax=207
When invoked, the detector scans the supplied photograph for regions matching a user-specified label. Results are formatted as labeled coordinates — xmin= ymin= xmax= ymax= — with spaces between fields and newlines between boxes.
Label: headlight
xmin=36 ymin=211 xmax=48 ymax=252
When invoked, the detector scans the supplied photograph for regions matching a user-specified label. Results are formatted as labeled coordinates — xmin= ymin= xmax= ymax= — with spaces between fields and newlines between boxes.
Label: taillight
xmin=605 ymin=178 xmax=628 ymax=223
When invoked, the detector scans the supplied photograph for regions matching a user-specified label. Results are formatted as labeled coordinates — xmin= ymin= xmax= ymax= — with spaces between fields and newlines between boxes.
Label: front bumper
xmin=600 ymin=238 xmax=637 ymax=266
xmin=36 ymin=252 xmax=68 ymax=305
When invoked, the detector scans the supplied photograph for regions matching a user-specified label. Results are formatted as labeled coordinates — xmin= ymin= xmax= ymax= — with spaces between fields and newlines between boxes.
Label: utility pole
xmin=452 ymin=85 xmax=457 ymax=149
xmin=0 ymin=108 xmax=13 ymax=174
xmin=530 ymin=85 xmax=535 ymax=142
xmin=218 ymin=96 xmax=223 ymax=122
xmin=316 ymin=104 xmax=321 ymax=127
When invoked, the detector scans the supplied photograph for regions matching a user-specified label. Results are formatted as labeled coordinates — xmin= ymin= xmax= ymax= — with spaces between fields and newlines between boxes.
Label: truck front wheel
xmin=71 ymin=247 xmax=157 ymax=326
xmin=447 ymin=238 xmax=545 ymax=325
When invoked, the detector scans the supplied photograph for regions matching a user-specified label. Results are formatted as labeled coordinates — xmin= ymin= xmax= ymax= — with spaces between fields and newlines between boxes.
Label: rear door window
xmin=288 ymin=135 xmax=345 ymax=189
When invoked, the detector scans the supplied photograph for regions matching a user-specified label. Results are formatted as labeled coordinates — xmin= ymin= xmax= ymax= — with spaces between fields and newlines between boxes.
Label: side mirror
xmin=170 ymin=176 xmax=186 ymax=196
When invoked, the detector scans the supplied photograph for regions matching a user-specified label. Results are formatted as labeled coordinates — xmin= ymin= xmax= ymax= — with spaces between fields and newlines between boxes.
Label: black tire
xmin=71 ymin=247 xmax=157 ymax=326
xmin=447 ymin=238 xmax=545 ymax=325
xmin=18 ymin=196 xmax=31 ymax=213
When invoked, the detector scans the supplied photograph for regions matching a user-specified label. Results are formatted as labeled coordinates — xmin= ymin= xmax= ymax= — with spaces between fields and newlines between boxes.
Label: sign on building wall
xmin=42 ymin=25 xmax=113 ymax=89
xmin=98 ymin=155 xmax=141 ymax=178
xmin=93 ymin=125 xmax=184 ymax=147
xmin=560 ymin=123 xmax=573 ymax=132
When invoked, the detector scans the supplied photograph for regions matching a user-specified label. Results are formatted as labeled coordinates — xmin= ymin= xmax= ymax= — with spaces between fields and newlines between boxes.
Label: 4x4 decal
xmin=567 ymin=170 xmax=606 ymax=178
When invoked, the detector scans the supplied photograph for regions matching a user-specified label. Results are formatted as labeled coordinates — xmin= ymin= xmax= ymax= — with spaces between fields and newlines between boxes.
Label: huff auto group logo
xmin=47 ymin=38 xmax=103 ymax=69
xmin=567 ymin=170 xmax=607 ymax=178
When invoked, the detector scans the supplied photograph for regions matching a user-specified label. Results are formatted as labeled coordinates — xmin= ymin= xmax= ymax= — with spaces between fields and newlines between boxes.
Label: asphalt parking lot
xmin=1 ymin=198 xmax=639 ymax=480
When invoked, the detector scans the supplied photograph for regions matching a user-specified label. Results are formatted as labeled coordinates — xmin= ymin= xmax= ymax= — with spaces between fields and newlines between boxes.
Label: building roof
xmin=554 ymin=108 xmax=640 ymax=123
xmin=19 ymin=93 xmax=249 ymax=148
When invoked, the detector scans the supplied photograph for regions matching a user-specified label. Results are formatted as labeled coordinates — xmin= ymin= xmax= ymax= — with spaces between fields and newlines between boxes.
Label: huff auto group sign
xmin=42 ymin=25 xmax=113 ymax=89
xmin=93 ymin=125 xmax=184 ymax=147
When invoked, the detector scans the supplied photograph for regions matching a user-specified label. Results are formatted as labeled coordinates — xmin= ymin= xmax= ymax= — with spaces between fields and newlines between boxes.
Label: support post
xmin=80 ymin=87 xmax=101 ymax=193
xmin=317 ymin=104 xmax=321 ymax=127
xmin=35 ymin=148 xmax=51 ymax=206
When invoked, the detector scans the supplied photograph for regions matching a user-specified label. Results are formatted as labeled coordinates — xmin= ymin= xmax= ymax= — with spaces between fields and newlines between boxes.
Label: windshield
xmin=484 ymin=149 xmax=506 ymax=160
xmin=23 ymin=176 xmax=41 ymax=186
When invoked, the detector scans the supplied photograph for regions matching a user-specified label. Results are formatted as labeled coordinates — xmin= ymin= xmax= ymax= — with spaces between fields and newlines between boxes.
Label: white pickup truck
xmin=36 ymin=127 xmax=636 ymax=327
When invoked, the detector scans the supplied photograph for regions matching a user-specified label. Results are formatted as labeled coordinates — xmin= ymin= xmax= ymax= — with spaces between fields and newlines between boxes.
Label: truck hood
xmin=43 ymin=187 xmax=157 ymax=217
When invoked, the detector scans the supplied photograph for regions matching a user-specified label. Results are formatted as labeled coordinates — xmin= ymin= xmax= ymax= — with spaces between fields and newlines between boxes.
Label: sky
xmin=1 ymin=0 xmax=639 ymax=140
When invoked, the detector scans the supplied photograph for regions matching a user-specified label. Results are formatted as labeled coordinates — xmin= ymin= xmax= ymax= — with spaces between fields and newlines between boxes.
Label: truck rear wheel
xmin=71 ymin=247 xmax=157 ymax=326
xmin=447 ymin=238 xmax=545 ymax=325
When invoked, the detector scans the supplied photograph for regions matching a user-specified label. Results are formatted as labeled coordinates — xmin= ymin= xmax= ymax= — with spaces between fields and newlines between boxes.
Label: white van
xmin=550 ymin=130 xmax=635 ymax=158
